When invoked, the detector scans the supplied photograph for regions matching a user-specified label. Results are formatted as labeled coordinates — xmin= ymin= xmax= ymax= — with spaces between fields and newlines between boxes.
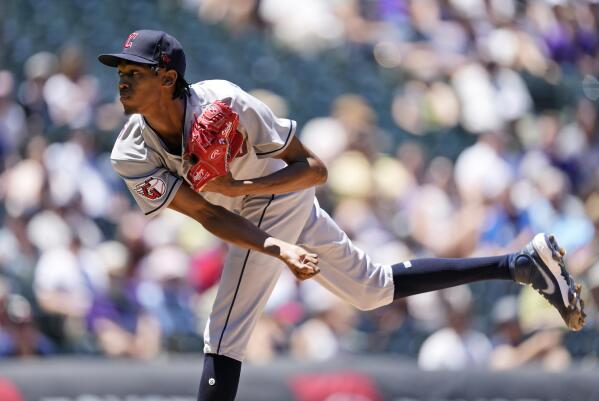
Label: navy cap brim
xmin=98 ymin=53 xmax=158 ymax=67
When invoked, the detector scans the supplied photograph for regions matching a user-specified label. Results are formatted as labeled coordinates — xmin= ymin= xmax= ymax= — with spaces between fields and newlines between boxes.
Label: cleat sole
xmin=541 ymin=234 xmax=586 ymax=331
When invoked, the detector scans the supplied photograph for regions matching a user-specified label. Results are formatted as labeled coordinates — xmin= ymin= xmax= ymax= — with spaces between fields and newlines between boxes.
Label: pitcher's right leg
xmin=197 ymin=354 xmax=241 ymax=401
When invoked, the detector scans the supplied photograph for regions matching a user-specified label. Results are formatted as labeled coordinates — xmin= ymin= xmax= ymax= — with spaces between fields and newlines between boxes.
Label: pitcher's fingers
xmin=304 ymin=262 xmax=320 ymax=274
xmin=296 ymin=266 xmax=314 ymax=276
xmin=298 ymin=272 xmax=318 ymax=281
xmin=295 ymin=269 xmax=313 ymax=281
xmin=304 ymin=255 xmax=319 ymax=265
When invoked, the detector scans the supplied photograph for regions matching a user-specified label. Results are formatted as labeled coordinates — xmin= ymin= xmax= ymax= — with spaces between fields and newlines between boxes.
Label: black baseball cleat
xmin=509 ymin=233 xmax=586 ymax=331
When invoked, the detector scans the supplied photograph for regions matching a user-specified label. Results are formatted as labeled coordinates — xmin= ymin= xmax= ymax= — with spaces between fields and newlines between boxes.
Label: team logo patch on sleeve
xmin=134 ymin=177 xmax=166 ymax=200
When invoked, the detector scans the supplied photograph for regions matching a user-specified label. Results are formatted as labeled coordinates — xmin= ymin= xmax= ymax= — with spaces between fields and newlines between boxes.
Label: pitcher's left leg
xmin=392 ymin=233 xmax=585 ymax=331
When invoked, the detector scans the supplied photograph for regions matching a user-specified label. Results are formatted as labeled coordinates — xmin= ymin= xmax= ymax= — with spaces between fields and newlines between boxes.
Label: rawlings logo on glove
xmin=185 ymin=100 xmax=244 ymax=192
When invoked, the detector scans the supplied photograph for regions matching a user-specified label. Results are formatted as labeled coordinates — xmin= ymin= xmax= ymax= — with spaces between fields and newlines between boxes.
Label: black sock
xmin=197 ymin=353 xmax=242 ymax=401
xmin=392 ymin=255 xmax=512 ymax=299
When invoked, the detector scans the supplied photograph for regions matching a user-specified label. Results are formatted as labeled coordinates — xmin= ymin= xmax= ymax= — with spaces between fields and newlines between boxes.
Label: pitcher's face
xmin=117 ymin=63 xmax=162 ymax=115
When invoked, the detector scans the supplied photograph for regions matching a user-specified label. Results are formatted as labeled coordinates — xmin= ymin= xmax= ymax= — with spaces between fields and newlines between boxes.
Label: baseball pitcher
xmin=99 ymin=30 xmax=585 ymax=401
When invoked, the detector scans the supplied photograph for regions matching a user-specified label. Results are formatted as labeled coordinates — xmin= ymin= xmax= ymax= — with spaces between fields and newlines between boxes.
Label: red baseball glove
xmin=185 ymin=100 xmax=244 ymax=192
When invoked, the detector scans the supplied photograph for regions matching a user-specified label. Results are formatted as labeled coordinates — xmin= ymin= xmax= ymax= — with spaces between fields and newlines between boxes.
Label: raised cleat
xmin=509 ymin=233 xmax=586 ymax=331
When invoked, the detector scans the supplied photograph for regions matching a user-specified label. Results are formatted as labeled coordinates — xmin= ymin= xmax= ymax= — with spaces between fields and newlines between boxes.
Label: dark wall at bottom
xmin=1 ymin=356 xmax=598 ymax=401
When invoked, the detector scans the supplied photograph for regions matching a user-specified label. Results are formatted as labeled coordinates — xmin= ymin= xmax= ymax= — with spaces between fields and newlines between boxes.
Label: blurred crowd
xmin=1 ymin=0 xmax=599 ymax=372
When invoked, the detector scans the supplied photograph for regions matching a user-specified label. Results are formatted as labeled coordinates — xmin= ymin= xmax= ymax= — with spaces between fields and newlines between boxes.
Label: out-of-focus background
xmin=1 ymin=0 xmax=599 ymax=400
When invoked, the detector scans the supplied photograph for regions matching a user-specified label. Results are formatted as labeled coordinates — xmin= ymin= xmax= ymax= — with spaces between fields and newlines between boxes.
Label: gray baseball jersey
xmin=111 ymin=80 xmax=395 ymax=361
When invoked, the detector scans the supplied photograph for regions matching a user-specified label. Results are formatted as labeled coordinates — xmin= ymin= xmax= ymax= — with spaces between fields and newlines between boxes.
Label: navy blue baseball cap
xmin=98 ymin=30 xmax=186 ymax=78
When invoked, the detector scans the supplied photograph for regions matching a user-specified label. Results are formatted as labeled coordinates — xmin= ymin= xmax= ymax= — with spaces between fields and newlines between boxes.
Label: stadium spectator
xmin=32 ymin=233 xmax=103 ymax=352
xmin=0 ymin=291 xmax=55 ymax=357
xmin=417 ymin=286 xmax=493 ymax=370
xmin=89 ymin=240 xmax=161 ymax=359
xmin=489 ymin=295 xmax=571 ymax=371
